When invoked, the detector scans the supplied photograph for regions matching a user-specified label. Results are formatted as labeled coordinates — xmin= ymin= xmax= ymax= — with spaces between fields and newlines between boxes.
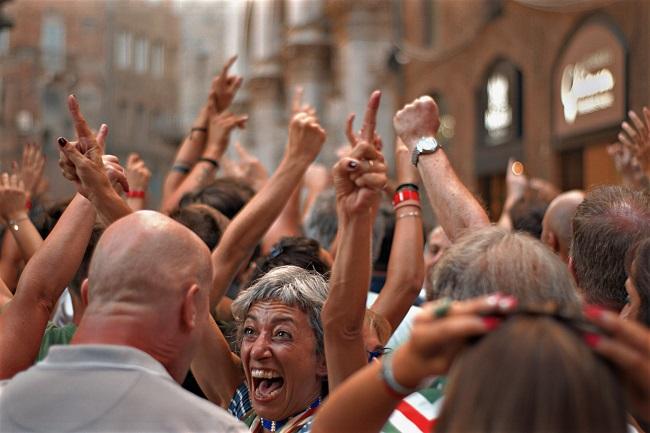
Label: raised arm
xmin=0 ymin=173 xmax=43 ymax=262
xmin=209 ymin=112 xmax=326 ymax=311
xmin=162 ymin=56 xmax=243 ymax=203
xmin=162 ymin=110 xmax=247 ymax=214
xmin=57 ymin=95 xmax=131 ymax=224
xmin=370 ymin=138 xmax=424 ymax=333
xmin=261 ymin=88 xmax=318 ymax=253
xmin=497 ymin=158 xmax=527 ymax=229
xmin=125 ymin=153 xmax=152 ymax=211
xmin=312 ymin=295 xmax=513 ymax=433
xmin=393 ymin=96 xmax=489 ymax=241
xmin=322 ymin=91 xmax=388 ymax=390
xmin=0 ymin=193 xmax=95 ymax=379
xmin=191 ymin=315 xmax=244 ymax=407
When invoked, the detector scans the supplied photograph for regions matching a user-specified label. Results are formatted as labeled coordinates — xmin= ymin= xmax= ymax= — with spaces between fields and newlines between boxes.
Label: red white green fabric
xmin=381 ymin=378 xmax=446 ymax=433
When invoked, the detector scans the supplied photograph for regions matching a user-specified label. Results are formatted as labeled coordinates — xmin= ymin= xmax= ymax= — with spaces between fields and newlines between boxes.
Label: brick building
xmin=400 ymin=0 xmax=650 ymax=218
xmin=0 ymin=0 xmax=180 ymax=205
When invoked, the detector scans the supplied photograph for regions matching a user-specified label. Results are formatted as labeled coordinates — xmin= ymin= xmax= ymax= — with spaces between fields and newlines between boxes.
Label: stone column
xmin=327 ymin=0 xmax=396 ymax=169
xmin=246 ymin=0 xmax=284 ymax=170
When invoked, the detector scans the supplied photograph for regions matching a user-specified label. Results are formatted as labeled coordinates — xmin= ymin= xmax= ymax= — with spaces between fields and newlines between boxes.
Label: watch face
xmin=417 ymin=137 xmax=439 ymax=153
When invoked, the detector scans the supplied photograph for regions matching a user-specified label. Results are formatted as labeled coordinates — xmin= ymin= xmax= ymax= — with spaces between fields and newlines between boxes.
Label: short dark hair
xmin=509 ymin=196 xmax=548 ymax=239
xmin=570 ymin=186 xmax=650 ymax=311
xmin=626 ymin=237 xmax=650 ymax=327
xmin=250 ymin=237 xmax=330 ymax=283
xmin=170 ymin=204 xmax=228 ymax=251
xmin=180 ymin=177 xmax=255 ymax=219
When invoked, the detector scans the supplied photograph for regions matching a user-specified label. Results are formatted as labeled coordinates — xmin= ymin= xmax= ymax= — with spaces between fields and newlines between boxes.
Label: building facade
xmin=401 ymin=0 xmax=650 ymax=218
xmin=0 ymin=0 xmax=180 ymax=204
xmin=177 ymin=0 xmax=400 ymax=171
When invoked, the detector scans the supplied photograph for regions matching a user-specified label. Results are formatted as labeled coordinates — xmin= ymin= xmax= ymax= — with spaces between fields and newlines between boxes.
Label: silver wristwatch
xmin=411 ymin=136 xmax=440 ymax=167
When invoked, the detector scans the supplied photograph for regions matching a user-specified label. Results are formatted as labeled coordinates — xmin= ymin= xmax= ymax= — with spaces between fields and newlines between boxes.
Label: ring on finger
xmin=433 ymin=297 xmax=453 ymax=319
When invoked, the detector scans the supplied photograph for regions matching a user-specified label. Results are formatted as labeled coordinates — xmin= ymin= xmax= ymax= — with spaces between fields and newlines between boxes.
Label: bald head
xmin=541 ymin=190 xmax=584 ymax=262
xmin=87 ymin=211 xmax=213 ymax=313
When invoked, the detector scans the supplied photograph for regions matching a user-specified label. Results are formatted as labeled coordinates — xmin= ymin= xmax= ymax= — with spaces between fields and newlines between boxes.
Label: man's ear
xmin=547 ymin=231 xmax=559 ymax=254
xmin=81 ymin=278 xmax=90 ymax=307
xmin=181 ymin=284 xmax=200 ymax=331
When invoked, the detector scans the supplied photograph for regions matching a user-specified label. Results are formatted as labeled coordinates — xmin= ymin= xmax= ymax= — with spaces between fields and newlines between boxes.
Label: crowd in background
xmin=0 ymin=56 xmax=649 ymax=433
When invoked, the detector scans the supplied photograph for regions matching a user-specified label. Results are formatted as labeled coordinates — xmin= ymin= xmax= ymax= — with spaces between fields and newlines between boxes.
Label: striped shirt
xmin=381 ymin=378 xmax=446 ymax=433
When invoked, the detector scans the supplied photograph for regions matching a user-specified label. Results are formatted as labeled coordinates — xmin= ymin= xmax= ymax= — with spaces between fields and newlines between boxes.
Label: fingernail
xmin=482 ymin=316 xmax=502 ymax=331
xmin=583 ymin=304 xmax=605 ymax=320
xmin=498 ymin=295 xmax=518 ymax=310
xmin=57 ymin=137 xmax=67 ymax=147
xmin=486 ymin=294 xmax=501 ymax=307
xmin=583 ymin=332 xmax=601 ymax=348
xmin=348 ymin=160 xmax=359 ymax=170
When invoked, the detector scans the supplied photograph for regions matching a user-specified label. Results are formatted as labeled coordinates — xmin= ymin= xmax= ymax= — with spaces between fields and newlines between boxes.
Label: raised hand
xmin=346 ymin=91 xmax=382 ymax=150
xmin=19 ymin=143 xmax=45 ymax=199
xmin=584 ymin=306 xmax=650 ymax=422
xmin=57 ymin=95 xmax=128 ymax=198
xmin=233 ymin=142 xmax=268 ymax=191
xmin=206 ymin=111 xmax=248 ymax=159
xmin=291 ymin=86 xmax=317 ymax=117
xmin=0 ymin=173 xmax=28 ymax=222
xmin=393 ymin=96 xmax=440 ymax=152
xmin=126 ymin=153 xmax=151 ymax=193
xmin=391 ymin=294 xmax=516 ymax=389
xmin=618 ymin=108 xmax=650 ymax=174
xmin=334 ymin=91 xmax=387 ymax=218
xmin=210 ymin=56 xmax=243 ymax=114
xmin=286 ymin=112 xmax=326 ymax=165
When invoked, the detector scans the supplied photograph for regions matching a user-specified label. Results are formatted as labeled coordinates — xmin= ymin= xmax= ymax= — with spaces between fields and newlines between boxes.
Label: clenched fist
xmin=286 ymin=112 xmax=326 ymax=165
xmin=393 ymin=96 xmax=441 ymax=151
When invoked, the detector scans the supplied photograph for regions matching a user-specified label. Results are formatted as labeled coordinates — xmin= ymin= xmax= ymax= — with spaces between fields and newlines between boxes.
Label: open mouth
xmin=251 ymin=369 xmax=285 ymax=401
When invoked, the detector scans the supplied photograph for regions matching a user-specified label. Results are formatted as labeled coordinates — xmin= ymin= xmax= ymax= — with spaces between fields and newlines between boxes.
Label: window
xmin=40 ymin=14 xmax=66 ymax=72
xmin=115 ymin=32 xmax=132 ymax=69
xmin=0 ymin=30 xmax=9 ymax=56
xmin=151 ymin=42 xmax=164 ymax=77
xmin=134 ymin=37 xmax=149 ymax=73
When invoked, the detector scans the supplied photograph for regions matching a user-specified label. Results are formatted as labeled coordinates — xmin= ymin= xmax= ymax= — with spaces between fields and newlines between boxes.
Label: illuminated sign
xmin=561 ymin=50 xmax=615 ymax=124
xmin=553 ymin=19 xmax=626 ymax=140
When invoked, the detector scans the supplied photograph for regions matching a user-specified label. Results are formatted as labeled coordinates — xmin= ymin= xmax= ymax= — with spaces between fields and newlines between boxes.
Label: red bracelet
xmin=393 ymin=189 xmax=420 ymax=208
xmin=126 ymin=190 xmax=146 ymax=199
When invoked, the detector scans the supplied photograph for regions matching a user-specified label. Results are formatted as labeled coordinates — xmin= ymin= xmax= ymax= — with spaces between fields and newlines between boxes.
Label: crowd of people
xmin=0 ymin=55 xmax=648 ymax=433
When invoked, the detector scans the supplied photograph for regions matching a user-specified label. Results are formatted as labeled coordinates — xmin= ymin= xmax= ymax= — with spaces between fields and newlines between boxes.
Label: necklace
xmin=259 ymin=397 xmax=321 ymax=432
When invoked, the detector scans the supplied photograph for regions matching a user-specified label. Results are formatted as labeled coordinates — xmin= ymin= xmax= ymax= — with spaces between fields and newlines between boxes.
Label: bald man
xmin=541 ymin=190 xmax=585 ymax=263
xmin=0 ymin=211 xmax=247 ymax=433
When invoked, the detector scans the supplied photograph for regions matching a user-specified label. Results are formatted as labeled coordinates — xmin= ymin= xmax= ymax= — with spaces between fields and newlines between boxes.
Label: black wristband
xmin=198 ymin=157 xmax=219 ymax=169
xmin=191 ymin=127 xmax=208 ymax=134
xmin=396 ymin=183 xmax=419 ymax=192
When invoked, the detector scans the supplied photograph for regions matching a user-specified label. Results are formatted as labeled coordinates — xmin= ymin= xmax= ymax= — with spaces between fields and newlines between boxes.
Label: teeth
xmin=251 ymin=369 xmax=281 ymax=379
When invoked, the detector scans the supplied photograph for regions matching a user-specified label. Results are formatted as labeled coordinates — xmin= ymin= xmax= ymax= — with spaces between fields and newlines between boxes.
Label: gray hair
xmin=304 ymin=187 xmax=387 ymax=262
xmin=304 ymin=189 xmax=338 ymax=251
xmin=431 ymin=226 xmax=581 ymax=314
xmin=232 ymin=265 xmax=329 ymax=357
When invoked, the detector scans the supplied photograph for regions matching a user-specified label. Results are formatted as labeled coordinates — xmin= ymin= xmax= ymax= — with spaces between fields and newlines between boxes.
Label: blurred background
xmin=0 ymin=0 xmax=648 ymax=216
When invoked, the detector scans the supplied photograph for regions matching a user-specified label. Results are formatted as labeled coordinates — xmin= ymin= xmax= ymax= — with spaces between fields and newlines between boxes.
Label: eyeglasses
xmin=367 ymin=347 xmax=392 ymax=363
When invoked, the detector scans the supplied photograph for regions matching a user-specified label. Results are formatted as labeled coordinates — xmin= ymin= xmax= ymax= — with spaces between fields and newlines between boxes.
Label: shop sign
xmin=553 ymin=19 xmax=626 ymax=139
